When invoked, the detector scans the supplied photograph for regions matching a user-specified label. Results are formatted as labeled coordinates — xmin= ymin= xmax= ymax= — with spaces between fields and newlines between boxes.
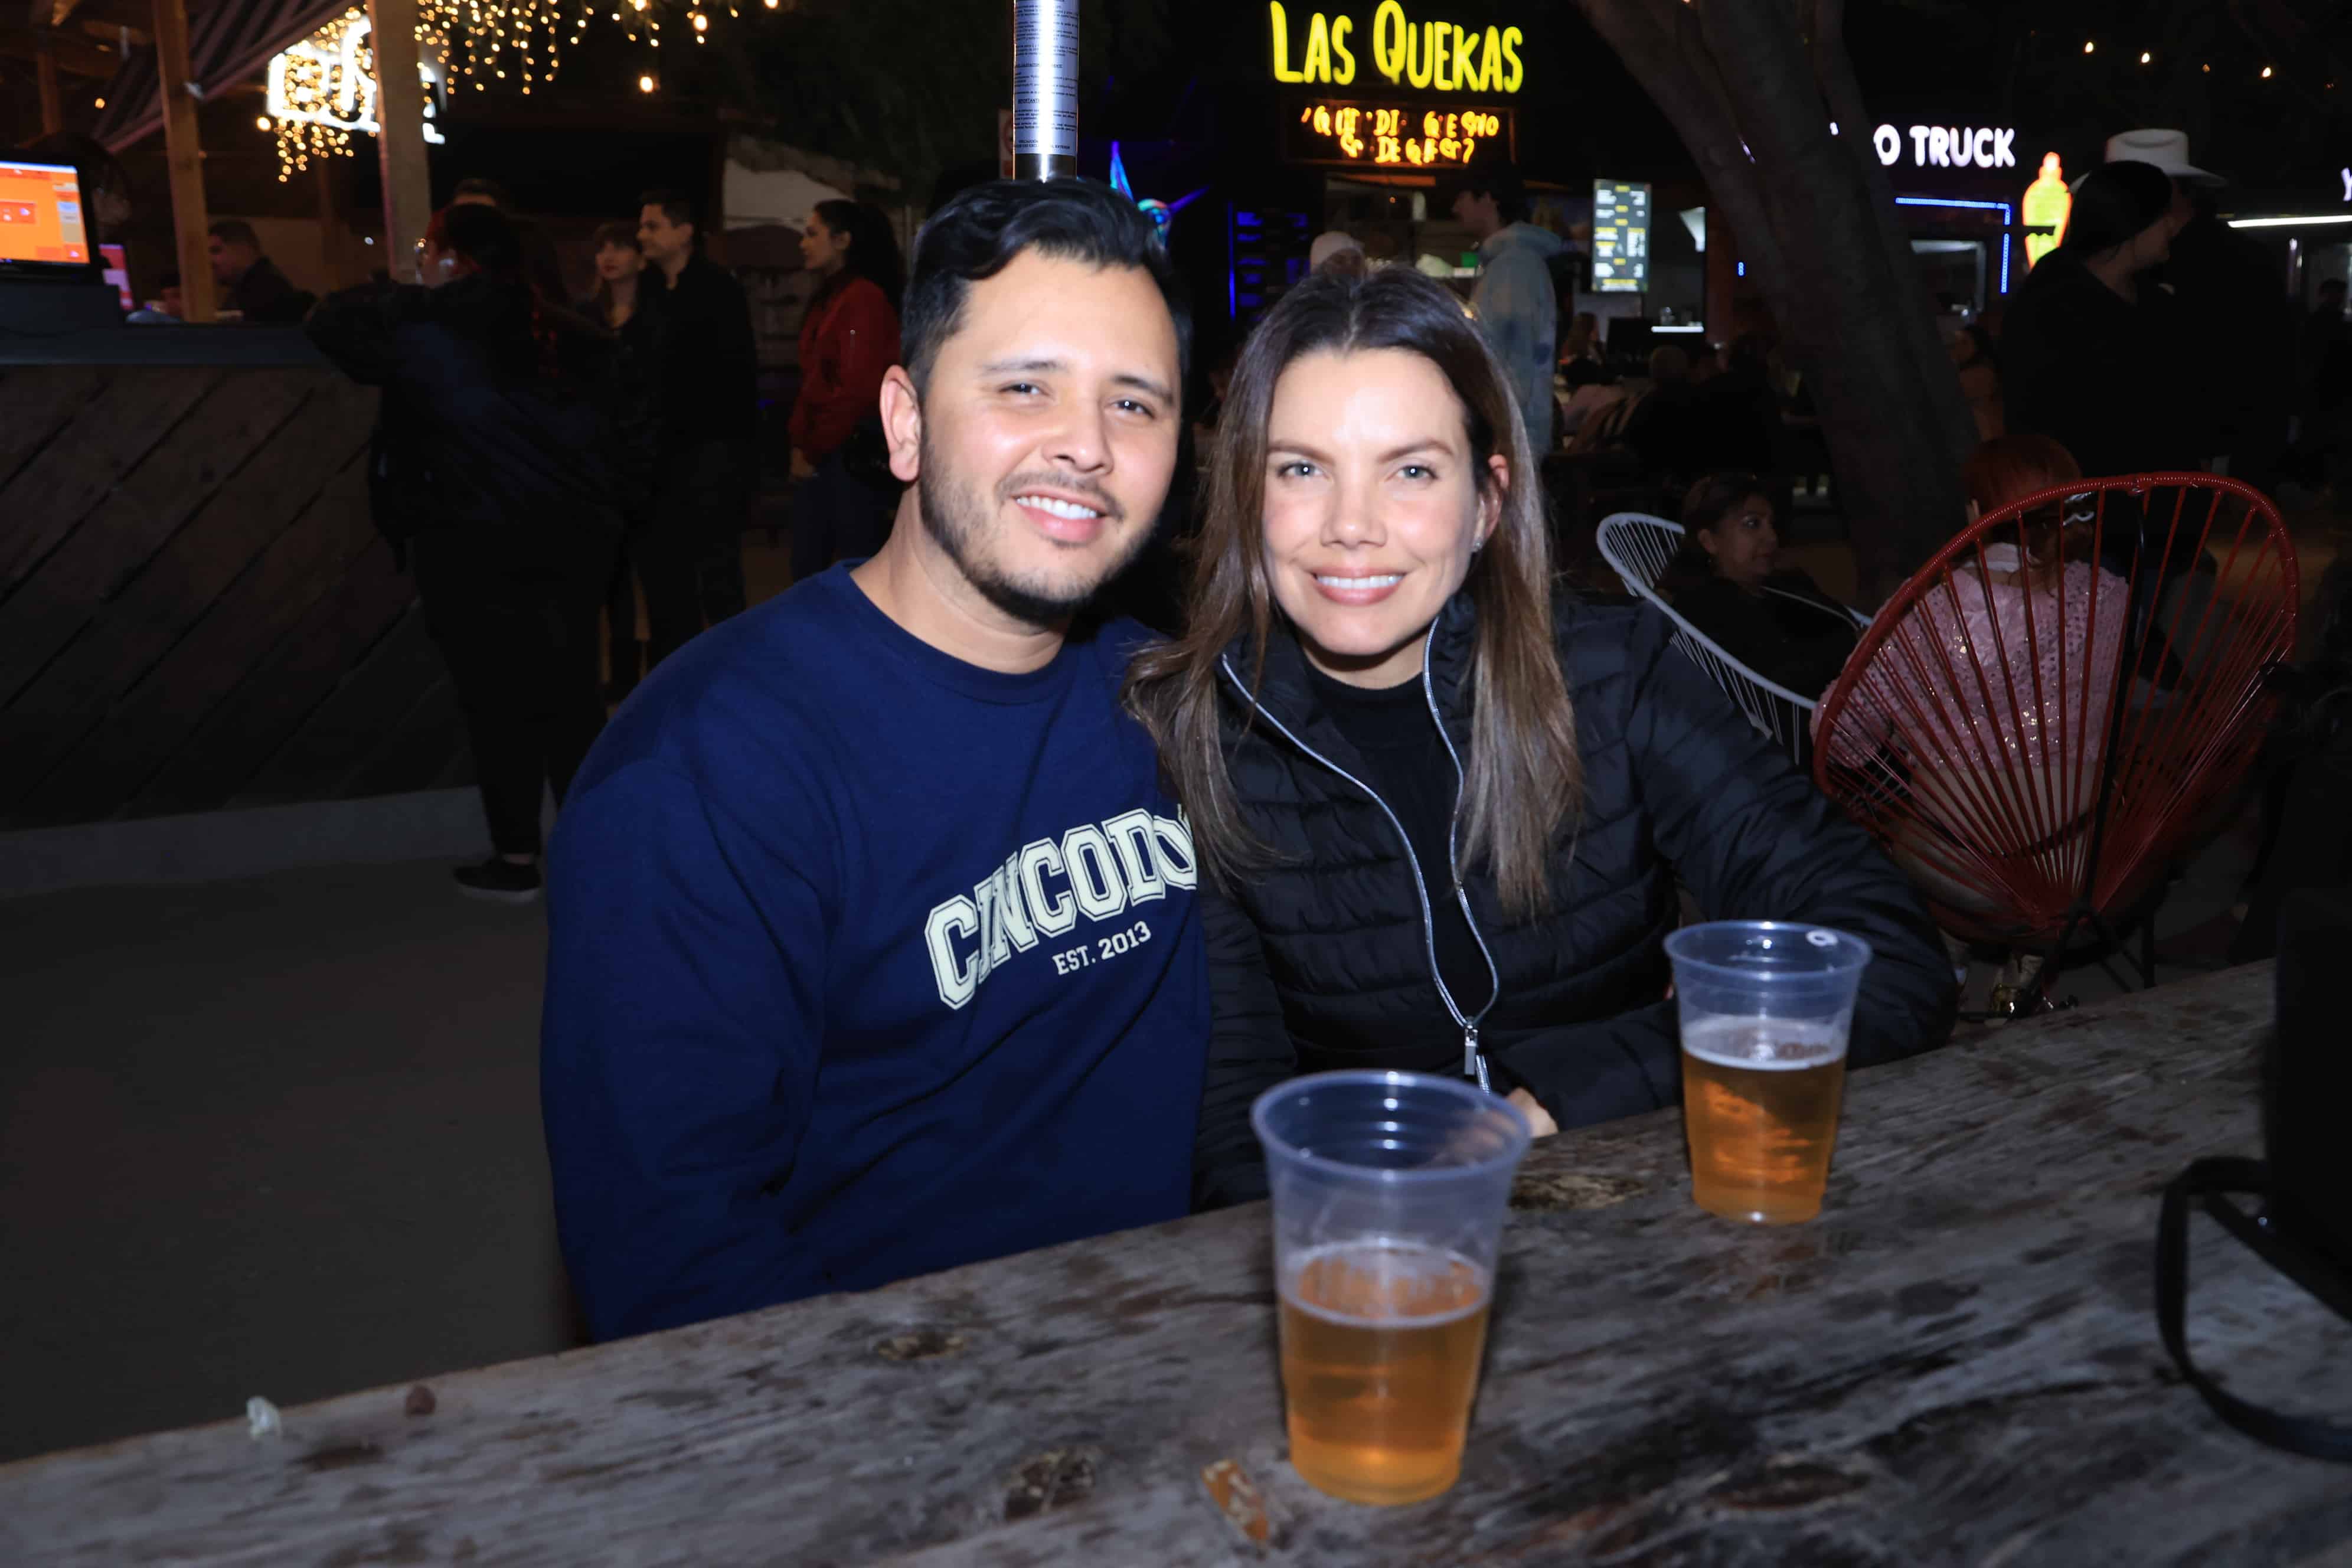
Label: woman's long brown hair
xmin=1124 ymin=266 xmax=1581 ymax=920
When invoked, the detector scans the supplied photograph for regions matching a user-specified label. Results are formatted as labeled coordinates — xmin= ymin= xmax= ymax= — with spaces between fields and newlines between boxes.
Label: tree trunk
xmin=1570 ymin=0 xmax=1978 ymax=602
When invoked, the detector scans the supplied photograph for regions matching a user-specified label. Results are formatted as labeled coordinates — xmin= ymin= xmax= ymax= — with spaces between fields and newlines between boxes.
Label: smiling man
xmin=541 ymin=181 xmax=1204 ymax=1340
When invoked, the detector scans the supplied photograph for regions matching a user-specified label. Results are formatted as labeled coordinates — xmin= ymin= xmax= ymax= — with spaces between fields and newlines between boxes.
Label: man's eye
xmin=1113 ymin=398 xmax=1156 ymax=417
xmin=1002 ymin=382 xmax=1043 ymax=396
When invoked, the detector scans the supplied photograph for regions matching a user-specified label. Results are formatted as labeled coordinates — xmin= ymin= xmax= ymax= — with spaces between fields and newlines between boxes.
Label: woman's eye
xmin=1276 ymin=460 xmax=1318 ymax=479
xmin=1112 ymin=398 xmax=1155 ymax=418
xmin=1399 ymin=463 xmax=1435 ymax=481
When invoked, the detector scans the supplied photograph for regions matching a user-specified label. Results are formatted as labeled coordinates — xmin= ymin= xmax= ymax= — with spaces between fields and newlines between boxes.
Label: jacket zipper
xmin=1219 ymin=628 xmax=1503 ymax=1092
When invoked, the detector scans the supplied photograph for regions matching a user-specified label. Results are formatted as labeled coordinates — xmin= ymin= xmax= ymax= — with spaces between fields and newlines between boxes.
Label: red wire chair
xmin=1812 ymin=474 xmax=2298 ymax=999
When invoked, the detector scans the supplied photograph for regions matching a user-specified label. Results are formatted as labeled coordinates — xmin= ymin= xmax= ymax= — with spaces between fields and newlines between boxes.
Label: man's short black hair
xmin=207 ymin=218 xmax=259 ymax=248
xmin=1440 ymin=162 xmax=1528 ymax=226
xmin=639 ymin=188 xmax=697 ymax=235
xmin=901 ymin=178 xmax=1189 ymax=394
xmin=452 ymin=177 xmax=512 ymax=210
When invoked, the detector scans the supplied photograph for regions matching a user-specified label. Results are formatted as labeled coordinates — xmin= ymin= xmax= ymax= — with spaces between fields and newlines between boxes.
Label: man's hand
xmin=1506 ymin=1087 xmax=1559 ymax=1138
xmin=790 ymin=449 xmax=818 ymax=481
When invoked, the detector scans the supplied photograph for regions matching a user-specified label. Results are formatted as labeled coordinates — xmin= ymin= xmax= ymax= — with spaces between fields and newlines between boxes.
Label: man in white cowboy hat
xmin=2104 ymin=129 xmax=2295 ymax=495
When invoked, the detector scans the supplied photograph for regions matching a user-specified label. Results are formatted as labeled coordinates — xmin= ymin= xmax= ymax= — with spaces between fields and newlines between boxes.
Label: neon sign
xmin=2021 ymin=152 xmax=2070 ymax=270
xmin=264 ymin=10 xmax=444 ymax=182
xmin=1269 ymin=3 xmax=1523 ymax=93
xmin=1871 ymin=123 xmax=2017 ymax=171
xmin=1286 ymin=102 xmax=1510 ymax=169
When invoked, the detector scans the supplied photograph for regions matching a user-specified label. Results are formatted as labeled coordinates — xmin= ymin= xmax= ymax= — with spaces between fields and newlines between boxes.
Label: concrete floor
xmin=0 ymin=860 xmax=572 ymax=1464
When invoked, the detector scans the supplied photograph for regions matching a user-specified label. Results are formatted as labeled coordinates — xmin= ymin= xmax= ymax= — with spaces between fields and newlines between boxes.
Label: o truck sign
xmin=1873 ymin=123 xmax=2018 ymax=172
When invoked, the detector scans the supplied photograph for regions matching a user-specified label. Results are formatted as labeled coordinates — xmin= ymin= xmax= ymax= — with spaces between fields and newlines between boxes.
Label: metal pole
xmin=1011 ymin=0 xmax=1077 ymax=181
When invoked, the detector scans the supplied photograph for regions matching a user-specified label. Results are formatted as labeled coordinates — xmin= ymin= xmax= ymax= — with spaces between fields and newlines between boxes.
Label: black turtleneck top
xmin=1301 ymin=662 xmax=1497 ymax=1021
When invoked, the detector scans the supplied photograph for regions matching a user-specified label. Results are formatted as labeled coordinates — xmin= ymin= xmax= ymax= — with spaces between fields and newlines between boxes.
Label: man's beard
xmin=915 ymin=431 xmax=1151 ymax=629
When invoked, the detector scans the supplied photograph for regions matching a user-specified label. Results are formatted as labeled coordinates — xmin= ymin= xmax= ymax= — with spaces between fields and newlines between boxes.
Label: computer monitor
xmin=0 ymin=158 xmax=93 ymax=273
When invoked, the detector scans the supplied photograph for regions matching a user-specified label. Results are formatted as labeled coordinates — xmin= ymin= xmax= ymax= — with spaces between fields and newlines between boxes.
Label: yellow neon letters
xmin=1327 ymin=3 xmax=1522 ymax=93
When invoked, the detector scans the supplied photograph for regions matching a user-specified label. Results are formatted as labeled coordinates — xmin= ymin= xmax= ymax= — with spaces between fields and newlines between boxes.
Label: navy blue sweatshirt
xmin=541 ymin=567 xmax=1207 ymax=1340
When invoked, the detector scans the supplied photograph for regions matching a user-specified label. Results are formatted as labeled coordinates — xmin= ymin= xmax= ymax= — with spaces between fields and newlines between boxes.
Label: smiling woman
xmin=1126 ymin=267 xmax=1959 ymax=1207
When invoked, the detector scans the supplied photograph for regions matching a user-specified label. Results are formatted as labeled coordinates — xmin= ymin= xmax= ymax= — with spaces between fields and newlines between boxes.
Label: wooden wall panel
xmin=0 ymin=366 xmax=471 ymax=831
xmin=0 ymin=369 xmax=221 ymax=593
xmin=0 ymin=373 xmax=314 ymax=708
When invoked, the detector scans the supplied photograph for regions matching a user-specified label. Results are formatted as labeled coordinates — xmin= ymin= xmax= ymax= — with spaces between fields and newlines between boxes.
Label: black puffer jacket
xmin=1194 ymin=592 xmax=1956 ymax=1208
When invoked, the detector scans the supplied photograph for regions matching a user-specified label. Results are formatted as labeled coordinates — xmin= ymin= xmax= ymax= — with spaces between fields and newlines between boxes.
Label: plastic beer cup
xmin=1664 ymin=922 xmax=1874 ymax=1225
xmin=1251 ymin=1070 xmax=1532 ymax=1506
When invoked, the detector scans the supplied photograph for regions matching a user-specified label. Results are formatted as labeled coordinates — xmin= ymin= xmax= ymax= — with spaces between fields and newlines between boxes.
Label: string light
xmin=2139 ymin=51 xmax=2151 ymax=64
xmin=93 ymin=96 xmax=104 ymax=107
xmin=2082 ymin=40 xmax=2094 ymax=54
xmin=2262 ymin=65 xmax=2274 ymax=79
xmin=638 ymin=72 xmax=655 ymax=91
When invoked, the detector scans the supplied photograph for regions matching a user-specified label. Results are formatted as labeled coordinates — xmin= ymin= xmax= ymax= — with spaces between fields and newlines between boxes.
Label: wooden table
xmin=10 ymin=963 xmax=2349 ymax=1566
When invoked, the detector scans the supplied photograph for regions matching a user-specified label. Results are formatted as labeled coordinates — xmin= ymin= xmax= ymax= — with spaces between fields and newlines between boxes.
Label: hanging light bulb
xmin=2262 ymin=65 xmax=2275 ymax=78
xmin=2082 ymin=40 xmax=2094 ymax=54
xmin=638 ymin=71 xmax=655 ymax=91
xmin=2139 ymin=51 xmax=2151 ymax=64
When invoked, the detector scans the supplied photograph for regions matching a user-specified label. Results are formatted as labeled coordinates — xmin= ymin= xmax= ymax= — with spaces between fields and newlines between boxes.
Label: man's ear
xmin=880 ymin=366 xmax=923 ymax=484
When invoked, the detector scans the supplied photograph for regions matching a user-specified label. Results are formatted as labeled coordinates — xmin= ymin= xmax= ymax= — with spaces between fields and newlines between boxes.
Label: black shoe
xmin=454 ymin=857 xmax=543 ymax=904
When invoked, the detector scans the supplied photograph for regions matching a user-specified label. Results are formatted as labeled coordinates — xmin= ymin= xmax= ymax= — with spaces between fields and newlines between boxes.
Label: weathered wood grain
xmin=0 ymin=367 xmax=218 ymax=593
xmin=5 ymin=966 xmax=2345 ymax=1568
xmin=0 ymin=370 xmax=315 ymax=708
xmin=0 ymin=379 xmax=378 ymax=818
xmin=0 ymin=365 xmax=104 ymax=486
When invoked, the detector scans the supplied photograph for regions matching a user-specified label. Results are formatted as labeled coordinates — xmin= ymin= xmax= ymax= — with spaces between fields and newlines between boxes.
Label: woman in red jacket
xmin=788 ymin=200 xmax=904 ymax=584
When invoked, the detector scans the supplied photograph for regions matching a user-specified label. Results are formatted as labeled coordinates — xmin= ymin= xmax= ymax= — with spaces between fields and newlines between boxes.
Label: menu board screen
xmin=1591 ymin=179 xmax=1651 ymax=294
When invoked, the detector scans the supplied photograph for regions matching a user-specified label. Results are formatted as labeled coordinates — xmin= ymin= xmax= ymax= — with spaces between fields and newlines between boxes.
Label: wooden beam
xmin=149 ymin=0 xmax=214 ymax=322
xmin=0 ymin=22 xmax=119 ymax=74
xmin=313 ymin=157 xmax=349 ymax=290
xmin=45 ymin=0 xmax=89 ymax=26
xmin=365 ymin=0 xmax=431 ymax=283
xmin=35 ymin=32 xmax=61 ymax=133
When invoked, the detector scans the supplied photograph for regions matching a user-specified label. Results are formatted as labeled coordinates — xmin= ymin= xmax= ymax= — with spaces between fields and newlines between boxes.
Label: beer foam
xmin=1680 ymin=1017 xmax=1847 ymax=1072
xmin=1280 ymin=1241 xmax=1489 ymax=1329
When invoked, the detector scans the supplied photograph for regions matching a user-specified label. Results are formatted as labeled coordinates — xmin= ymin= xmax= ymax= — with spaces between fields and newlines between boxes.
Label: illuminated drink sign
xmin=1591 ymin=179 xmax=1650 ymax=293
xmin=1287 ymin=101 xmax=1510 ymax=169
xmin=266 ymin=14 xmax=445 ymax=148
xmin=1268 ymin=2 xmax=1524 ymax=93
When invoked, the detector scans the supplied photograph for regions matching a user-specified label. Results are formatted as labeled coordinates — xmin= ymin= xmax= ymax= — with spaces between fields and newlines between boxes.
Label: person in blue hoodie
xmin=541 ymin=179 xmax=1207 ymax=1341
xmin=1446 ymin=162 xmax=1566 ymax=456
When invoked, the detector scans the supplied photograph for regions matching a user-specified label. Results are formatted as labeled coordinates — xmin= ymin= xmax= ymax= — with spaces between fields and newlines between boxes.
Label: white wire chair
xmin=1595 ymin=512 xmax=1870 ymax=769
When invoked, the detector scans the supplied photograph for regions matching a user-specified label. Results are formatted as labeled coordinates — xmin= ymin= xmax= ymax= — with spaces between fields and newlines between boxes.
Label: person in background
xmin=1696 ymin=332 xmax=1786 ymax=482
xmin=450 ymin=177 xmax=511 ymax=210
xmin=635 ymin=188 xmax=757 ymax=667
xmin=1619 ymin=344 xmax=1703 ymax=478
xmin=2001 ymin=161 xmax=2195 ymax=485
xmin=128 ymin=270 xmax=182 ymax=324
xmin=541 ymin=179 xmax=1206 ymax=1340
xmin=1446 ymin=162 xmax=1564 ymax=455
xmin=207 ymin=220 xmax=313 ymax=323
xmin=1121 ymin=267 xmax=1954 ymax=1207
xmin=2113 ymin=130 xmax=2294 ymax=498
xmin=582 ymin=220 xmax=656 ymax=701
xmin=1819 ymin=435 xmax=2128 ymax=1010
xmin=1559 ymin=310 xmax=1602 ymax=376
xmin=1660 ymin=471 xmax=1857 ymax=701
xmin=787 ymin=200 xmax=904 ymax=584
xmin=1950 ymin=323 xmax=2003 ymax=442
xmin=2297 ymin=280 xmax=2352 ymax=510
xmin=1308 ymin=230 xmax=1367 ymax=279
xmin=447 ymin=176 xmax=571 ymax=322
xmin=306 ymin=204 xmax=624 ymax=903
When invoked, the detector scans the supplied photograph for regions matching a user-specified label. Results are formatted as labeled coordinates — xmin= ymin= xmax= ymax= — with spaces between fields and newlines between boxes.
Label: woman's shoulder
xmin=1550 ymin=589 xmax=1678 ymax=695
